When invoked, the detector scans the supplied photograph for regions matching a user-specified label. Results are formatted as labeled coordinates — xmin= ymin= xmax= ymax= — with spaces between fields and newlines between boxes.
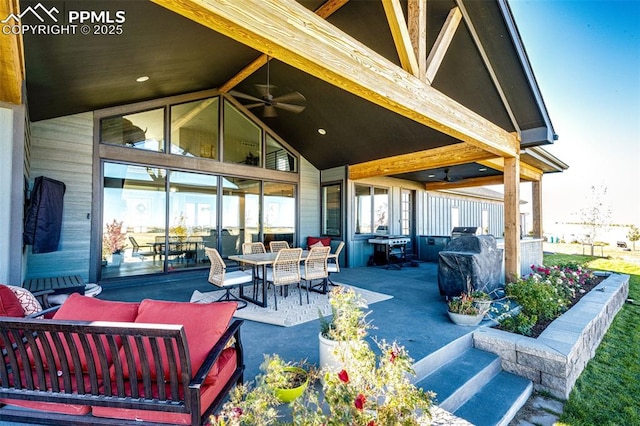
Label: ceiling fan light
xmin=263 ymin=105 xmax=277 ymax=118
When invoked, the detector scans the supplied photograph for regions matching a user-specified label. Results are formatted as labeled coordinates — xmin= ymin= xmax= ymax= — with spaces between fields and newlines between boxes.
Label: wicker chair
xmin=301 ymin=245 xmax=331 ymax=295
xmin=327 ymin=241 xmax=344 ymax=285
xmin=265 ymin=248 xmax=302 ymax=310
xmin=269 ymin=240 xmax=290 ymax=253
xmin=205 ymin=247 xmax=252 ymax=309
xmin=242 ymin=242 xmax=266 ymax=255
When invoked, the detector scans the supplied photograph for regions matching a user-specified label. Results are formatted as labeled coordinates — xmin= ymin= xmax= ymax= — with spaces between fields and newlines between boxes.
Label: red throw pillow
xmin=124 ymin=300 xmax=237 ymax=382
xmin=0 ymin=284 xmax=26 ymax=317
xmin=307 ymin=237 xmax=331 ymax=248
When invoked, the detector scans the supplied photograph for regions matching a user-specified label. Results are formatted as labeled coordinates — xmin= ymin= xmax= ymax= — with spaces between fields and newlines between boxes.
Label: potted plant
xmin=470 ymin=290 xmax=492 ymax=314
xmin=447 ymin=293 xmax=484 ymax=326
xmin=318 ymin=287 xmax=372 ymax=375
xmin=261 ymin=354 xmax=310 ymax=403
xmin=103 ymin=219 xmax=127 ymax=266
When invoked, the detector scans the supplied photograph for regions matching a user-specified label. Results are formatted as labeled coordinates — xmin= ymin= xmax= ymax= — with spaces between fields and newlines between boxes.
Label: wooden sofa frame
xmin=0 ymin=316 xmax=244 ymax=425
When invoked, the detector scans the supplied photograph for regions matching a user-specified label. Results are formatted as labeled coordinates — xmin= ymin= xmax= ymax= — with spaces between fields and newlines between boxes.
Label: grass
xmin=543 ymin=252 xmax=640 ymax=425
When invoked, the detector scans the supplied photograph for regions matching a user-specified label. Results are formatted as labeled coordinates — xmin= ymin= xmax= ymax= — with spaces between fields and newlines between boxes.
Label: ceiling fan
xmin=229 ymin=59 xmax=306 ymax=118
xmin=440 ymin=168 xmax=462 ymax=183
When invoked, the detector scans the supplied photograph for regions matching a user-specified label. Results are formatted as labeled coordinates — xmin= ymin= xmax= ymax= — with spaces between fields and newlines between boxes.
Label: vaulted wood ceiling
xmin=7 ymin=0 xmax=564 ymax=186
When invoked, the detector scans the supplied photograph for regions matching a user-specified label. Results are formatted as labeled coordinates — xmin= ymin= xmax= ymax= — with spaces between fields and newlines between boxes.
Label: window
xmin=266 ymin=133 xmax=296 ymax=172
xmin=322 ymin=183 xmax=341 ymax=237
xmin=223 ymin=100 xmax=262 ymax=166
xmin=401 ymin=190 xmax=412 ymax=236
xmin=170 ymin=98 xmax=219 ymax=159
xmin=354 ymin=184 xmax=388 ymax=235
xmin=101 ymin=109 xmax=165 ymax=152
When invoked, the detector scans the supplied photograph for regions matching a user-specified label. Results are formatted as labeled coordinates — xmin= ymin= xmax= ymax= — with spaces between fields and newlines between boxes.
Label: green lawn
xmin=544 ymin=254 xmax=640 ymax=425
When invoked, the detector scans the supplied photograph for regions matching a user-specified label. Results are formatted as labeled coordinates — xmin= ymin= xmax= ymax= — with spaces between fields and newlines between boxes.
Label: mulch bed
xmin=500 ymin=274 xmax=606 ymax=338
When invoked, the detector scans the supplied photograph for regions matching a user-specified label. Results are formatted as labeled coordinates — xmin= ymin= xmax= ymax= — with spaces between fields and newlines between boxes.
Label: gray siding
xmin=424 ymin=192 xmax=504 ymax=237
xmin=26 ymin=113 xmax=93 ymax=281
xmin=298 ymin=157 xmax=320 ymax=247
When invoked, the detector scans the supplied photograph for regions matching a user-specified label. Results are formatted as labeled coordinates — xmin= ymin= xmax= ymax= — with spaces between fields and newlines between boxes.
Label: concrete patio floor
xmin=98 ymin=260 xmax=479 ymax=382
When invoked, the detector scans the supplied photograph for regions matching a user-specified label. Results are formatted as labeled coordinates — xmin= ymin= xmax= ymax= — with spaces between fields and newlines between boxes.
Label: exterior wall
xmin=25 ymin=113 xmax=93 ymax=281
xmin=298 ymin=157 xmax=320 ymax=247
xmin=424 ymin=192 xmax=504 ymax=237
xmin=0 ymin=107 xmax=14 ymax=284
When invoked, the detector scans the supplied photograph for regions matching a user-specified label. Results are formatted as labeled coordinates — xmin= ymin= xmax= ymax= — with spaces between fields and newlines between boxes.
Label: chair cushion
xmin=6 ymin=285 xmax=43 ymax=316
xmin=121 ymin=300 xmax=236 ymax=383
xmin=218 ymin=270 xmax=254 ymax=287
xmin=307 ymin=237 xmax=331 ymax=248
xmin=0 ymin=284 xmax=25 ymax=317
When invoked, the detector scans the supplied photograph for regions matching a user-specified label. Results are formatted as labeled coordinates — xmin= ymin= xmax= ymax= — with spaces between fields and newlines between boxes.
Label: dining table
xmin=228 ymin=250 xmax=310 ymax=308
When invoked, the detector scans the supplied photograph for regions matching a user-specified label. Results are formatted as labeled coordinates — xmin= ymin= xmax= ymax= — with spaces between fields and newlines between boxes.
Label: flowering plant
xmin=103 ymin=219 xmax=127 ymax=254
xmin=447 ymin=293 xmax=480 ymax=315
xmin=210 ymin=288 xmax=434 ymax=425
xmin=319 ymin=286 xmax=372 ymax=341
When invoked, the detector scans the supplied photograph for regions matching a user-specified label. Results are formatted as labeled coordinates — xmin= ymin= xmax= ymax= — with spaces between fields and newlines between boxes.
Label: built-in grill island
xmin=437 ymin=233 xmax=504 ymax=298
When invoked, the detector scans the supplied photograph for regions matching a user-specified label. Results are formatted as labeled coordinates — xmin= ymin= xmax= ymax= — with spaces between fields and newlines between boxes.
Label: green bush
xmin=499 ymin=313 xmax=537 ymax=336
xmin=505 ymin=277 xmax=563 ymax=321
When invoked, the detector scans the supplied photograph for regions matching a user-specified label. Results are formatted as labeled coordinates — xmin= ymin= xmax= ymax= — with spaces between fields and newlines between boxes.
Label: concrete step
xmin=416 ymin=347 xmax=502 ymax=413
xmin=453 ymin=371 xmax=533 ymax=426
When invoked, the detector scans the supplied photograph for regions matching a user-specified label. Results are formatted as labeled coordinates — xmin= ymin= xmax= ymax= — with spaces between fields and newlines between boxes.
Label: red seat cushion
xmin=307 ymin=237 xmax=331 ymax=248
xmin=43 ymin=294 xmax=140 ymax=375
xmin=93 ymin=347 xmax=237 ymax=425
xmin=118 ymin=300 xmax=236 ymax=383
xmin=0 ymin=284 xmax=25 ymax=317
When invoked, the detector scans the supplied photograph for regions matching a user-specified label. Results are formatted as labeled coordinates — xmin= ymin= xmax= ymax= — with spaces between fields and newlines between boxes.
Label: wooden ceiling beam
xmin=382 ymin=0 xmax=420 ymax=77
xmin=478 ymin=157 xmax=543 ymax=181
xmin=425 ymin=6 xmax=461 ymax=85
xmin=218 ymin=0 xmax=349 ymax=93
xmin=152 ymin=0 xmax=519 ymax=159
xmin=407 ymin=0 xmax=427 ymax=82
xmin=425 ymin=175 xmax=505 ymax=191
xmin=348 ymin=142 xmax=495 ymax=180
xmin=0 ymin=0 xmax=24 ymax=104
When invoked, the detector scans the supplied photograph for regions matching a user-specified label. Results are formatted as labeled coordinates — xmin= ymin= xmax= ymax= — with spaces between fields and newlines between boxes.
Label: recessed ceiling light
xmin=136 ymin=76 xmax=149 ymax=83
xmin=478 ymin=168 xmax=487 ymax=172
xmin=428 ymin=174 xmax=435 ymax=178
xmin=317 ymin=128 xmax=326 ymax=135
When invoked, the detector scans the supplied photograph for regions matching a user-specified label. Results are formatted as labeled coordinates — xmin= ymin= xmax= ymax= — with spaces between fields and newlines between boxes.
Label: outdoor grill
xmin=451 ymin=226 xmax=480 ymax=239
xmin=437 ymin=234 xmax=503 ymax=298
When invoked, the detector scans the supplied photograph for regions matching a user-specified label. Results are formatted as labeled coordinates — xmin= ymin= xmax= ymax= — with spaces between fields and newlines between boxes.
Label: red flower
xmin=338 ymin=369 xmax=349 ymax=383
xmin=389 ymin=349 xmax=398 ymax=363
xmin=354 ymin=393 xmax=366 ymax=410
xmin=367 ymin=421 xmax=376 ymax=426
xmin=231 ymin=407 xmax=243 ymax=418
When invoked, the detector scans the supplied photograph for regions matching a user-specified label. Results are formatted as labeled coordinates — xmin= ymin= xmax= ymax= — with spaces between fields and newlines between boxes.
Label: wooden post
xmin=504 ymin=156 xmax=520 ymax=283
xmin=532 ymin=179 xmax=543 ymax=239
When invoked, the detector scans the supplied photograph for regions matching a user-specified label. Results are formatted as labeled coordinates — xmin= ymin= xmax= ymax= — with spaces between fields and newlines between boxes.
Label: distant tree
xmin=580 ymin=185 xmax=612 ymax=256
xmin=628 ymin=225 xmax=640 ymax=251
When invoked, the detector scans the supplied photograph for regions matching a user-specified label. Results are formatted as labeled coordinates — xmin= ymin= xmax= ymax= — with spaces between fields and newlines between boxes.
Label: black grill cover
xmin=437 ymin=235 xmax=503 ymax=297
xmin=23 ymin=176 xmax=66 ymax=253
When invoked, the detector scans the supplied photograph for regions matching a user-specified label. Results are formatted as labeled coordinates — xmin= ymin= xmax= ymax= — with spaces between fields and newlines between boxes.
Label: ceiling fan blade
xmin=243 ymin=103 xmax=266 ymax=109
xmin=254 ymin=84 xmax=275 ymax=98
xmin=272 ymin=91 xmax=306 ymax=105
xmin=229 ymin=90 xmax=263 ymax=103
xmin=275 ymin=103 xmax=306 ymax=114
xmin=263 ymin=105 xmax=278 ymax=118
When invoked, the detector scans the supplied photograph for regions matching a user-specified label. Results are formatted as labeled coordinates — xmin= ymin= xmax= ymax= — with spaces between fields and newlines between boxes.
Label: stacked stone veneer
xmin=473 ymin=273 xmax=630 ymax=399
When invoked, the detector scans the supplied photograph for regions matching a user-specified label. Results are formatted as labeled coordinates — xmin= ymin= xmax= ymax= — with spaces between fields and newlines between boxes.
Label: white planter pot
xmin=474 ymin=300 xmax=492 ymax=314
xmin=109 ymin=253 xmax=123 ymax=267
xmin=318 ymin=333 xmax=342 ymax=374
xmin=448 ymin=311 xmax=484 ymax=326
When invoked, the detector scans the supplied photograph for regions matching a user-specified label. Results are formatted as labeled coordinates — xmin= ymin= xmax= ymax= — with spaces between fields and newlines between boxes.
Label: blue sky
xmin=507 ymin=0 xmax=640 ymax=227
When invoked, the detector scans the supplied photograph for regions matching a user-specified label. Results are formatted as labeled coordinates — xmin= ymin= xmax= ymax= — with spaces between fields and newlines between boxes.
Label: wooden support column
xmin=504 ymin=156 xmax=520 ymax=283
xmin=0 ymin=0 xmax=24 ymax=105
xmin=532 ymin=178 xmax=543 ymax=239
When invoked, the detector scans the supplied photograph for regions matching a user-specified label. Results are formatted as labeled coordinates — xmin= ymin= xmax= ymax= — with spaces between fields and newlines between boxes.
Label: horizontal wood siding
xmin=298 ymin=157 xmax=320 ymax=247
xmin=26 ymin=113 xmax=93 ymax=281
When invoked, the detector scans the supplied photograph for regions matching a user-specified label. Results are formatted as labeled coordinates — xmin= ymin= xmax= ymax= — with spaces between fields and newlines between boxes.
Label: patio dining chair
xmin=269 ymin=240 xmax=290 ymax=253
xmin=327 ymin=241 xmax=345 ymax=286
xmin=129 ymin=237 xmax=156 ymax=261
xmin=301 ymin=245 xmax=331 ymax=294
xmin=242 ymin=242 xmax=267 ymax=295
xmin=205 ymin=247 xmax=252 ymax=309
xmin=265 ymin=248 xmax=302 ymax=310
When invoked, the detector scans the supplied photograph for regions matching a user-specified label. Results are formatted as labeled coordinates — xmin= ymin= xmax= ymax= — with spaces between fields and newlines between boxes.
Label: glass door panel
xmin=263 ymin=182 xmax=295 ymax=247
xmin=221 ymin=177 xmax=260 ymax=257
xmin=168 ymin=171 xmax=217 ymax=271
xmin=102 ymin=162 xmax=166 ymax=278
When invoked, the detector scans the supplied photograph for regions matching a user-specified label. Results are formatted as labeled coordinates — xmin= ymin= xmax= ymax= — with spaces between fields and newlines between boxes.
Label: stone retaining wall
xmin=473 ymin=273 xmax=630 ymax=399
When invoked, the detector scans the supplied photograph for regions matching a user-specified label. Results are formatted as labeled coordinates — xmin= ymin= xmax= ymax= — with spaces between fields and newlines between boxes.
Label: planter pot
xmin=473 ymin=300 xmax=492 ymax=314
xmin=448 ymin=311 xmax=484 ymax=326
xmin=274 ymin=367 xmax=308 ymax=402
xmin=109 ymin=253 xmax=123 ymax=267
xmin=318 ymin=333 xmax=343 ymax=374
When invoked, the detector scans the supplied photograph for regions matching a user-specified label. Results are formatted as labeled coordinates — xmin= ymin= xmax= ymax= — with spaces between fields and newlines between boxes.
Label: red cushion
xmin=121 ymin=300 xmax=236 ymax=382
xmin=45 ymin=294 xmax=140 ymax=374
xmin=93 ymin=347 xmax=238 ymax=424
xmin=0 ymin=284 xmax=25 ymax=317
xmin=307 ymin=237 xmax=331 ymax=248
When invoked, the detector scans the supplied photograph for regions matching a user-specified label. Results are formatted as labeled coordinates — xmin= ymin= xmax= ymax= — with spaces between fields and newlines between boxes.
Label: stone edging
xmin=472 ymin=273 xmax=630 ymax=399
